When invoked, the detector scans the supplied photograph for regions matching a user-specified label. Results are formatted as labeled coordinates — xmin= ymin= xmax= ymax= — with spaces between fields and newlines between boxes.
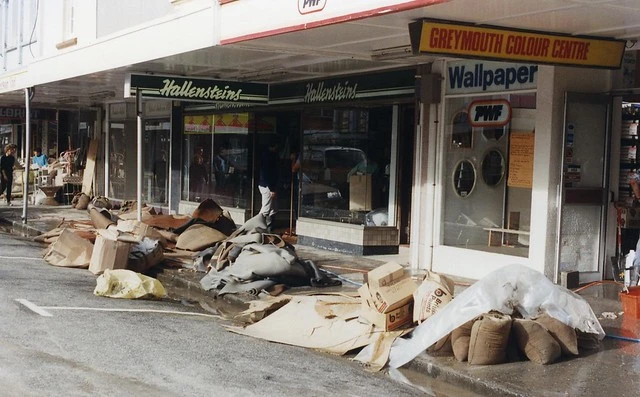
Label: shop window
xmin=143 ymin=120 xmax=170 ymax=204
xmin=300 ymin=107 xmax=392 ymax=225
xmin=441 ymin=94 xmax=535 ymax=257
xmin=181 ymin=112 xmax=252 ymax=208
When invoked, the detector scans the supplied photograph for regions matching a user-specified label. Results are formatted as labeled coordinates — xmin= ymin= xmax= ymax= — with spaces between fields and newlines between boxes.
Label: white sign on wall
xmin=446 ymin=60 xmax=538 ymax=95
xmin=220 ymin=0 xmax=444 ymax=43
xmin=298 ymin=0 xmax=327 ymax=14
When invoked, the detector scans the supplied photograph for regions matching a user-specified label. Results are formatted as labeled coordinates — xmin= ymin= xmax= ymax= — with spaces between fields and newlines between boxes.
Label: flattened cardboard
xmin=226 ymin=295 xmax=378 ymax=355
xmin=89 ymin=229 xmax=132 ymax=275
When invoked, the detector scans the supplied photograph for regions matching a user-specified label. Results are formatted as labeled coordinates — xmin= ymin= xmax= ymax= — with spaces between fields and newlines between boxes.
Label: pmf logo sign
xmin=299 ymin=0 xmax=326 ymax=14
xmin=468 ymin=99 xmax=511 ymax=127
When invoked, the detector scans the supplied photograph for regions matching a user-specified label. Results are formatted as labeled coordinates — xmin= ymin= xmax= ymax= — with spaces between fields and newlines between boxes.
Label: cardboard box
xmin=369 ymin=277 xmax=417 ymax=313
xmin=349 ymin=174 xmax=372 ymax=211
xmin=367 ymin=262 xmax=407 ymax=289
xmin=89 ymin=229 xmax=132 ymax=275
xmin=359 ymin=284 xmax=413 ymax=330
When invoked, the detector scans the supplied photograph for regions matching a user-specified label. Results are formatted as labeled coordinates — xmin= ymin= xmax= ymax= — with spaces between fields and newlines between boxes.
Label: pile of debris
xmin=37 ymin=198 xmax=341 ymax=299
xmin=227 ymin=262 xmax=605 ymax=371
xmin=33 ymin=197 xmax=605 ymax=371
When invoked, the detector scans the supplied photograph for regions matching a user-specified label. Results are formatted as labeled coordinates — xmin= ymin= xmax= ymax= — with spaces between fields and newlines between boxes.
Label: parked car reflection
xmin=300 ymin=173 xmax=342 ymax=206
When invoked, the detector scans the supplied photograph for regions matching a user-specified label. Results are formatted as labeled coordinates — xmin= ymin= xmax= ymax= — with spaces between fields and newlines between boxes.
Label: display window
xmin=440 ymin=93 xmax=536 ymax=257
xmin=144 ymin=120 xmax=170 ymax=204
xmin=300 ymin=107 xmax=392 ymax=225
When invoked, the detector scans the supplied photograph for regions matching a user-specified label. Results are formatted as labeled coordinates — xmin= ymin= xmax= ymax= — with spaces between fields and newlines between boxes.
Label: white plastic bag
xmin=386 ymin=264 xmax=605 ymax=369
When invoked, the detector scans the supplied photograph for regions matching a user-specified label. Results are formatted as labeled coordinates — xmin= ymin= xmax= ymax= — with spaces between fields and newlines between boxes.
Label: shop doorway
xmin=557 ymin=92 xmax=612 ymax=283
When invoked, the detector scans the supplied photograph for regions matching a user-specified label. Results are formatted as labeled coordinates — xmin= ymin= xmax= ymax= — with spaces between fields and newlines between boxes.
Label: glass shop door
xmin=557 ymin=92 xmax=611 ymax=283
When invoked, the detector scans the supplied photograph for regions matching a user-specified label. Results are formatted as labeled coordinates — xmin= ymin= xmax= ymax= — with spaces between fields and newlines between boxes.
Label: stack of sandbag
xmin=447 ymin=311 xmax=585 ymax=365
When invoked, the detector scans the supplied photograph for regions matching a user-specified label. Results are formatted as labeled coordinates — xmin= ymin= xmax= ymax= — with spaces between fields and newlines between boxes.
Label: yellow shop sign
xmin=409 ymin=19 xmax=625 ymax=69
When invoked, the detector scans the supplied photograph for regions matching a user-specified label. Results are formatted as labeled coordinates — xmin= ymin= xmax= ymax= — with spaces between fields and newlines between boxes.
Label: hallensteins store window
xmin=182 ymin=113 xmax=252 ymax=207
xmin=300 ymin=107 xmax=393 ymax=224
xmin=440 ymin=60 xmax=537 ymax=257
xmin=271 ymin=69 xmax=416 ymax=227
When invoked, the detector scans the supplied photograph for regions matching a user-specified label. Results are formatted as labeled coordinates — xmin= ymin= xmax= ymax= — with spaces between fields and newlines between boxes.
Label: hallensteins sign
xmin=124 ymin=73 xmax=269 ymax=105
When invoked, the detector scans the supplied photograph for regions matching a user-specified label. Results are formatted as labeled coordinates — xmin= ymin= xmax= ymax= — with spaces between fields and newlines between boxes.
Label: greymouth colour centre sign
xmin=409 ymin=19 xmax=626 ymax=69
xmin=125 ymin=73 xmax=269 ymax=105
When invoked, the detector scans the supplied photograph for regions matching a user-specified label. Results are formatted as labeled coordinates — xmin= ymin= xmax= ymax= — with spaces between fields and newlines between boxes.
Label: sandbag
xmin=427 ymin=333 xmax=453 ymax=356
xmin=176 ymin=224 xmax=227 ymax=251
xmin=451 ymin=319 xmax=475 ymax=362
xmin=468 ymin=313 xmax=511 ymax=365
xmin=512 ymin=318 xmax=561 ymax=365
xmin=94 ymin=269 xmax=166 ymax=299
xmin=533 ymin=313 xmax=579 ymax=356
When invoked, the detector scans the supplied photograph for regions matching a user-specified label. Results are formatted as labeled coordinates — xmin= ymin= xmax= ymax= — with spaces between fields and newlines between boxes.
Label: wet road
xmin=0 ymin=231 xmax=436 ymax=396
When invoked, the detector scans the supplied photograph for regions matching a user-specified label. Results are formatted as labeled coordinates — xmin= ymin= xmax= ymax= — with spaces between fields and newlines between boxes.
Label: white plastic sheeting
xmin=385 ymin=264 xmax=605 ymax=368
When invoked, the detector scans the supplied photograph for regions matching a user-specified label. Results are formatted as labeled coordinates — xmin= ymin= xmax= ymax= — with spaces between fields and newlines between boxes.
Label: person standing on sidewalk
xmin=0 ymin=144 xmax=17 ymax=206
xmin=258 ymin=137 xmax=280 ymax=231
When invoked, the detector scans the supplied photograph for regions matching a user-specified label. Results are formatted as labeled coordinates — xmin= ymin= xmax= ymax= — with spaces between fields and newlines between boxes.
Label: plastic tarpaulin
xmin=383 ymin=264 xmax=605 ymax=369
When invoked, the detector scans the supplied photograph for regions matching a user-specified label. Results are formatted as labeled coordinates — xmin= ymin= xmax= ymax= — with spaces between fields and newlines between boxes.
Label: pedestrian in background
xmin=0 ymin=144 xmax=17 ymax=206
xmin=189 ymin=153 xmax=208 ymax=202
xmin=258 ymin=137 xmax=280 ymax=231
xmin=32 ymin=147 xmax=48 ymax=168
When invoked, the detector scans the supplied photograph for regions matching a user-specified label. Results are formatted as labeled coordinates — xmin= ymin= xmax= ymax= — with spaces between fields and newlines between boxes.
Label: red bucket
xmin=620 ymin=287 xmax=640 ymax=319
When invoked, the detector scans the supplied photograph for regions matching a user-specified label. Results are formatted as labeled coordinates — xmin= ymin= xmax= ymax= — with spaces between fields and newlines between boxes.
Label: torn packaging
xmin=115 ymin=219 xmax=168 ymax=247
xmin=413 ymin=271 xmax=455 ymax=324
xmin=226 ymin=295 xmax=381 ymax=355
xmin=43 ymin=228 xmax=94 ymax=268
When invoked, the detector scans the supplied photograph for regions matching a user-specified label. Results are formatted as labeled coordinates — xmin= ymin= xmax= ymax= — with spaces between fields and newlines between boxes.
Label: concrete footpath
xmin=2 ymin=203 xmax=640 ymax=396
